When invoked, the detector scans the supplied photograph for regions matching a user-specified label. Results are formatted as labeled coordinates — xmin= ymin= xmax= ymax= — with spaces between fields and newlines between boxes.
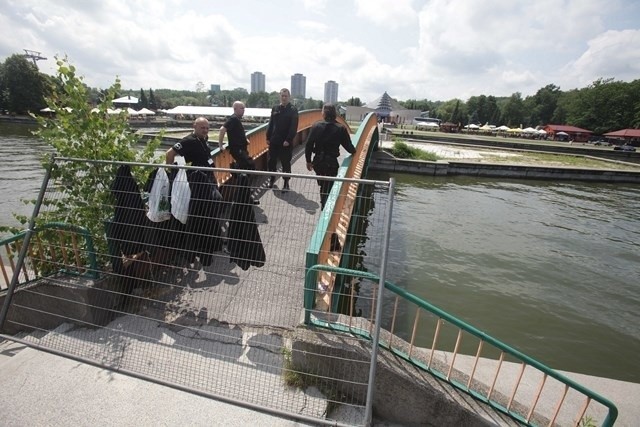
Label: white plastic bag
xmin=171 ymin=168 xmax=191 ymax=224
xmin=147 ymin=168 xmax=171 ymax=222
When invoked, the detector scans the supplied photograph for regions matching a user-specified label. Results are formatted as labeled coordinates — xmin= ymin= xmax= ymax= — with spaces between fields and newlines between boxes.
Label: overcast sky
xmin=1 ymin=0 xmax=639 ymax=105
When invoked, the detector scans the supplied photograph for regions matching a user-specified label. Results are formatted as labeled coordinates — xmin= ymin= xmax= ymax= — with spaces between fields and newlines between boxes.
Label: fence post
xmin=364 ymin=177 xmax=395 ymax=426
xmin=0 ymin=155 xmax=54 ymax=330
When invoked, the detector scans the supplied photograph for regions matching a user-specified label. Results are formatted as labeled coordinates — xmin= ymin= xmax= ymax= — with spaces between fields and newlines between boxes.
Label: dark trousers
xmin=230 ymin=147 xmax=255 ymax=170
xmin=313 ymin=155 xmax=339 ymax=209
xmin=267 ymin=143 xmax=292 ymax=182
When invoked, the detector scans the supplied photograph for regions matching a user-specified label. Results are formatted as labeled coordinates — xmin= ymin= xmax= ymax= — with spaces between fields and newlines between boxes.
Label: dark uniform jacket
xmin=304 ymin=120 xmax=356 ymax=164
xmin=172 ymin=133 xmax=214 ymax=167
xmin=266 ymin=103 xmax=299 ymax=145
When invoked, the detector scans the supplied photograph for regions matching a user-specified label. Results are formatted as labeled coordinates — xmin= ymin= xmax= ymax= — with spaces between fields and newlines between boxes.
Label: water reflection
xmin=357 ymin=172 xmax=640 ymax=382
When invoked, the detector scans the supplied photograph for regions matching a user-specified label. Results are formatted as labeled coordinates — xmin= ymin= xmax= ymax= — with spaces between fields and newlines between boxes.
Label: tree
xmin=246 ymin=91 xmax=271 ymax=108
xmin=27 ymin=57 xmax=164 ymax=261
xmin=139 ymin=88 xmax=149 ymax=108
xmin=0 ymin=54 xmax=47 ymax=114
xmin=527 ymin=84 xmax=561 ymax=126
xmin=346 ymin=97 xmax=362 ymax=106
xmin=501 ymin=93 xmax=525 ymax=127
xmin=148 ymin=88 xmax=158 ymax=110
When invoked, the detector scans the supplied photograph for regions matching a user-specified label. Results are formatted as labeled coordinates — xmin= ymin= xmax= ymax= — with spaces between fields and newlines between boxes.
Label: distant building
xmin=324 ymin=80 xmax=338 ymax=104
xmin=291 ymin=73 xmax=306 ymax=98
xmin=250 ymin=72 xmax=265 ymax=93
xmin=341 ymin=91 xmax=421 ymax=123
xmin=210 ymin=84 xmax=221 ymax=94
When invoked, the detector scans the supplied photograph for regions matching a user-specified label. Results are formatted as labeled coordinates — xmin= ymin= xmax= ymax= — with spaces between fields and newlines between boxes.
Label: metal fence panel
xmin=0 ymin=158 xmax=392 ymax=426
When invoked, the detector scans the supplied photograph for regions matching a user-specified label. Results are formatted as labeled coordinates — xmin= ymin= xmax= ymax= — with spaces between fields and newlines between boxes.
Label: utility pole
xmin=23 ymin=49 xmax=47 ymax=67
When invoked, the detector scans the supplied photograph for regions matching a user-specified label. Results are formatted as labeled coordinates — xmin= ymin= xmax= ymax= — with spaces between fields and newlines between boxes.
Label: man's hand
xmin=306 ymin=162 xmax=313 ymax=171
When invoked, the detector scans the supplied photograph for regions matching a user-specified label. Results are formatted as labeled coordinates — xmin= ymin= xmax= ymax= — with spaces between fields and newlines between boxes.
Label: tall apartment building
xmin=250 ymin=71 xmax=265 ymax=93
xmin=210 ymin=84 xmax=221 ymax=94
xmin=324 ymin=80 xmax=339 ymax=104
xmin=290 ymin=73 xmax=306 ymax=98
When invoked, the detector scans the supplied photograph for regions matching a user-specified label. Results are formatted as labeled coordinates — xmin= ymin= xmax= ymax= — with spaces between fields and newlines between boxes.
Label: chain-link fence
xmin=0 ymin=157 xmax=393 ymax=426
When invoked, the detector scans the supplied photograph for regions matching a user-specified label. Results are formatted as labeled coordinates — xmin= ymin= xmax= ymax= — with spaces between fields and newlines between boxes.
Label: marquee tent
xmin=164 ymin=106 xmax=272 ymax=118
xmin=113 ymin=96 xmax=139 ymax=104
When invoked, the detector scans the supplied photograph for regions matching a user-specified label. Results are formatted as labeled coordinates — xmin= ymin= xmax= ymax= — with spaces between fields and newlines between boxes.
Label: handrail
xmin=304 ymin=264 xmax=618 ymax=427
xmin=304 ymin=112 xmax=380 ymax=316
xmin=211 ymin=109 xmax=328 ymax=185
xmin=0 ymin=222 xmax=98 ymax=291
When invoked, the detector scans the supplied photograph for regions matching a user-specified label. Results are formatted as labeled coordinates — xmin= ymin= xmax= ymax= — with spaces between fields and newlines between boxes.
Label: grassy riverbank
xmin=383 ymin=137 xmax=640 ymax=171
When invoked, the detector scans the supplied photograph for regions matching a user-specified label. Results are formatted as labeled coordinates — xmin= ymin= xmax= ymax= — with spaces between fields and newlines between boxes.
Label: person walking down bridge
xmin=305 ymin=104 xmax=356 ymax=210
xmin=266 ymin=88 xmax=298 ymax=191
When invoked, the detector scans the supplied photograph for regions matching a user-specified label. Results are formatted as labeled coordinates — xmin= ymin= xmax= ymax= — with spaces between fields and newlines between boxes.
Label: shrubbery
xmin=387 ymin=140 xmax=439 ymax=161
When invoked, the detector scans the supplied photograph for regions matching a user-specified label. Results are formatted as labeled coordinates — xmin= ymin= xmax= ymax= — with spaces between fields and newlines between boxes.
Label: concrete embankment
xmin=369 ymin=150 xmax=640 ymax=184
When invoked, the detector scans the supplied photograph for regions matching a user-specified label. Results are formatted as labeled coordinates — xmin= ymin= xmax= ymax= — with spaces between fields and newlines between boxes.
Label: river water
xmin=365 ymin=172 xmax=640 ymax=383
xmin=1 ymin=122 xmax=639 ymax=383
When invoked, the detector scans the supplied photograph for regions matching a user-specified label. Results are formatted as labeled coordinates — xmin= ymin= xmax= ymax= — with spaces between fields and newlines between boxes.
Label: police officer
xmin=305 ymin=104 xmax=356 ymax=209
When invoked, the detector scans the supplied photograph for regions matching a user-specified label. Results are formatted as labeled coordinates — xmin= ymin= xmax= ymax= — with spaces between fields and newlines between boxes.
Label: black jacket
xmin=266 ymin=103 xmax=299 ymax=145
xmin=305 ymin=120 xmax=356 ymax=163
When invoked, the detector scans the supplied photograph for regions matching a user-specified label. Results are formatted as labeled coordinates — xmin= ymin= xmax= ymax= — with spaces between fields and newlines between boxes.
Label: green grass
xmin=388 ymin=140 xmax=440 ymax=161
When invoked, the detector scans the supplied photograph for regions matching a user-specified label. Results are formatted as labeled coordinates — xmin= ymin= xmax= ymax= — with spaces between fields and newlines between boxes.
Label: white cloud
xmin=563 ymin=29 xmax=640 ymax=88
xmin=297 ymin=20 xmax=328 ymax=32
xmin=1 ymin=0 xmax=638 ymax=102
xmin=353 ymin=0 xmax=416 ymax=30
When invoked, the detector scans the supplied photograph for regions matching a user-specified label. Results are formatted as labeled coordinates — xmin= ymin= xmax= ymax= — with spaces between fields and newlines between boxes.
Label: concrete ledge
xmin=370 ymin=150 xmax=640 ymax=183
xmin=291 ymin=327 xmax=520 ymax=426
xmin=0 ymin=274 xmax=124 ymax=335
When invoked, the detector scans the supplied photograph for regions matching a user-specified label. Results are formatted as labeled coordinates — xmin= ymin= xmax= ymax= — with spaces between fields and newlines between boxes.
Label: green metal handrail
xmin=304 ymin=264 xmax=618 ymax=427
xmin=0 ymin=222 xmax=98 ymax=285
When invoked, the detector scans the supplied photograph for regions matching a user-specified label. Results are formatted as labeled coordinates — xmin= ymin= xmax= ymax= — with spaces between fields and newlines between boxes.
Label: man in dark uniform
xmin=166 ymin=116 xmax=221 ymax=198
xmin=166 ymin=116 xmax=216 ymax=169
xmin=219 ymin=101 xmax=255 ymax=170
xmin=266 ymin=88 xmax=299 ymax=191
xmin=305 ymin=104 xmax=356 ymax=209
xmin=218 ymin=101 xmax=259 ymax=205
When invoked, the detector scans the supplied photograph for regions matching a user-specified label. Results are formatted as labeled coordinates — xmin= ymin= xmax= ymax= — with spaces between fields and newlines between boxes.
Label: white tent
xmin=164 ymin=105 xmax=272 ymax=118
xmin=137 ymin=108 xmax=155 ymax=115
xmin=126 ymin=107 xmax=139 ymax=115
xmin=416 ymin=121 xmax=439 ymax=128
xmin=113 ymin=95 xmax=139 ymax=104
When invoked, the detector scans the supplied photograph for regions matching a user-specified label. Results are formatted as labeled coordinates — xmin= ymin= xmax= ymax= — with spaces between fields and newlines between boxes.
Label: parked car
xmin=613 ymin=144 xmax=636 ymax=152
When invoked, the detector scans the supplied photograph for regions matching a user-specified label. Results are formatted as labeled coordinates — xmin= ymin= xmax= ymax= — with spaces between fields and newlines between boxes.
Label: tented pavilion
xmin=604 ymin=128 xmax=640 ymax=143
xmin=543 ymin=124 xmax=593 ymax=142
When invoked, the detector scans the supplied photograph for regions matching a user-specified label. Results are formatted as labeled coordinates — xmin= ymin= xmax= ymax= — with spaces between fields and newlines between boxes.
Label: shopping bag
xmin=146 ymin=167 xmax=171 ymax=222
xmin=171 ymin=168 xmax=190 ymax=224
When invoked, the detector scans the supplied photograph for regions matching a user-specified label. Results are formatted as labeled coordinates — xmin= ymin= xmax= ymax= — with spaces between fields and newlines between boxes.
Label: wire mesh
xmin=0 ymin=157 xmax=392 ymax=426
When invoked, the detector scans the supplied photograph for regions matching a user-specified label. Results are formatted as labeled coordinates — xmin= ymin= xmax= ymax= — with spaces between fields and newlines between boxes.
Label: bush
xmin=8 ymin=57 xmax=166 ymax=263
xmin=388 ymin=140 xmax=439 ymax=161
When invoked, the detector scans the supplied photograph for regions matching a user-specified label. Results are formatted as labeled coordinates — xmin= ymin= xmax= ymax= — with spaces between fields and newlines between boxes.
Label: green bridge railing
xmin=303 ymin=113 xmax=618 ymax=426
xmin=304 ymin=264 xmax=618 ymax=427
